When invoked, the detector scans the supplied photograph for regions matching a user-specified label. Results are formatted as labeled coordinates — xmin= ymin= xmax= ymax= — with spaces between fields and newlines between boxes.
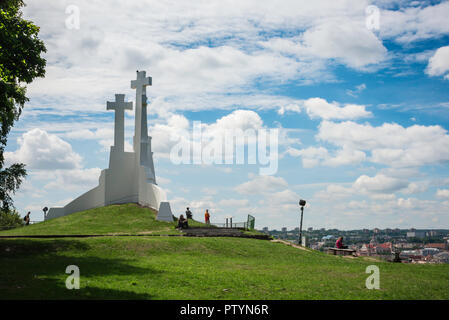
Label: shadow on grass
xmin=0 ymin=239 xmax=160 ymax=299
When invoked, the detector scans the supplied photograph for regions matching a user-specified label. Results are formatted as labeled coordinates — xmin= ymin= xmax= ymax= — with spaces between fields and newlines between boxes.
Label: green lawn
xmin=1 ymin=204 xmax=448 ymax=300
xmin=1 ymin=236 xmax=448 ymax=299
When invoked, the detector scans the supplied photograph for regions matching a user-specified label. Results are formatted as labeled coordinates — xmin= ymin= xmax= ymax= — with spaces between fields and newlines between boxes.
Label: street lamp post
xmin=298 ymin=200 xmax=306 ymax=246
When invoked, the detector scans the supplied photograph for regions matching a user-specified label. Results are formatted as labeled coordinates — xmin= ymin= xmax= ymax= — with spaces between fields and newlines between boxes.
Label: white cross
xmin=107 ymin=94 xmax=133 ymax=152
xmin=131 ymin=70 xmax=152 ymax=91
xmin=131 ymin=70 xmax=152 ymax=157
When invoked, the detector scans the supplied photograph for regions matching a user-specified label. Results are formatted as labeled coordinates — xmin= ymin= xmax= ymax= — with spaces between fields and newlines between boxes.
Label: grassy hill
xmin=0 ymin=203 xmax=205 ymax=236
xmin=1 ymin=204 xmax=448 ymax=300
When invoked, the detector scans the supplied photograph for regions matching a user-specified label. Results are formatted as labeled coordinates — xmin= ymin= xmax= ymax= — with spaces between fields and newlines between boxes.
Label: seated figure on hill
xmin=336 ymin=236 xmax=348 ymax=249
xmin=177 ymin=214 xmax=189 ymax=229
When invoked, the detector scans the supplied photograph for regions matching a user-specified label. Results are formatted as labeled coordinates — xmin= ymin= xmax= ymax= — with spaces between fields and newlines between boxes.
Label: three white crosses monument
xmin=46 ymin=71 xmax=174 ymax=222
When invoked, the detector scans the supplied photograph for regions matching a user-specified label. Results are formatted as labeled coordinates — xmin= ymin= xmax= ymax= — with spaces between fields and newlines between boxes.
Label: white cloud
xmin=346 ymin=83 xmax=366 ymax=97
xmin=299 ymin=20 xmax=387 ymax=69
xmin=235 ymin=175 xmax=288 ymax=195
xmin=380 ymin=2 xmax=449 ymax=43
xmin=317 ymin=120 xmax=449 ymax=168
xmin=5 ymin=129 xmax=83 ymax=170
xmin=277 ymin=104 xmax=301 ymax=115
xmin=322 ymin=147 xmax=366 ymax=167
xmin=19 ymin=0 xmax=388 ymax=118
xmin=314 ymin=173 xmax=421 ymax=204
xmin=303 ymin=98 xmax=371 ymax=120
xmin=288 ymin=145 xmax=365 ymax=168
xmin=436 ymin=189 xmax=449 ymax=199
xmin=353 ymin=174 xmax=409 ymax=194
xmin=43 ymin=168 xmax=102 ymax=192
xmin=292 ymin=147 xmax=329 ymax=168
xmin=218 ymin=198 xmax=249 ymax=207
xmin=426 ymin=46 xmax=449 ymax=79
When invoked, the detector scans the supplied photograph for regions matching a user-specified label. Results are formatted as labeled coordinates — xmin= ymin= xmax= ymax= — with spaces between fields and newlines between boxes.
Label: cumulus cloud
xmin=5 ymin=129 xmax=83 ymax=170
xmin=317 ymin=120 xmax=449 ymax=168
xmin=20 ymin=0 xmax=389 ymax=118
xmin=43 ymin=168 xmax=102 ymax=192
xmin=275 ymin=97 xmax=371 ymax=121
xmin=277 ymin=104 xmax=301 ymax=115
xmin=436 ymin=189 xmax=449 ymax=199
xmin=218 ymin=198 xmax=249 ymax=207
xmin=287 ymin=145 xmax=365 ymax=168
xmin=290 ymin=147 xmax=328 ymax=168
xmin=314 ymin=173 xmax=421 ymax=205
xmin=346 ymin=83 xmax=366 ymax=97
xmin=261 ymin=18 xmax=387 ymax=70
xmin=299 ymin=20 xmax=387 ymax=69
xmin=235 ymin=175 xmax=288 ymax=195
xmin=380 ymin=2 xmax=449 ymax=43
xmin=303 ymin=98 xmax=371 ymax=120
xmin=426 ymin=46 xmax=449 ymax=79
xmin=353 ymin=174 xmax=409 ymax=194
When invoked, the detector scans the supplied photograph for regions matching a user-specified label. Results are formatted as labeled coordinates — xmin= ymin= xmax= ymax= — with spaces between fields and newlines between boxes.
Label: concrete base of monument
xmin=46 ymin=183 xmax=166 ymax=220
xmin=156 ymin=202 xmax=174 ymax=222
xmin=46 ymin=156 xmax=167 ymax=221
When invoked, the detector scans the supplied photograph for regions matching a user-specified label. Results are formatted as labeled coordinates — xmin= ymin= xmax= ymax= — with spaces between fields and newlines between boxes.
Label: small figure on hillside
xmin=177 ymin=214 xmax=189 ymax=229
xmin=335 ymin=236 xmax=348 ymax=249
xmin=205 ymin=209 xmax=210 ymax=225
xmin=185 ymin=207 xmax=192 ymax=219
xmin=23 ymin=212 xmax=31 ymax=226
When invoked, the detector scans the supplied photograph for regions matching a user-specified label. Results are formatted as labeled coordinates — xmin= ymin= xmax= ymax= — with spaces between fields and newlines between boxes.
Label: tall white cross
xmin=107 ymin=94 xmax=133 ymax=152
xmin=131 ymin=70 xmax=152 ymax=159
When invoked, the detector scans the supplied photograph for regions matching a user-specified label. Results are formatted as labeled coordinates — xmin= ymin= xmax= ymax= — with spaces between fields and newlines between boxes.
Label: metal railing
xmin=210 ymin=222 xmax=248 ymax=229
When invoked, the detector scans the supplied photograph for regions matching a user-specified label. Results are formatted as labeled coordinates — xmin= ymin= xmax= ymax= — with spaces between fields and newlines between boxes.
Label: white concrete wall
xmin=45 ymin=157 xmax=167 ymax=220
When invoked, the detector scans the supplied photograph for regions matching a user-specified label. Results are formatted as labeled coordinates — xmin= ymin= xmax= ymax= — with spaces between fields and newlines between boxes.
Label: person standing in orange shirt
xmin=205 ymin=209 xmax=210 ymax=224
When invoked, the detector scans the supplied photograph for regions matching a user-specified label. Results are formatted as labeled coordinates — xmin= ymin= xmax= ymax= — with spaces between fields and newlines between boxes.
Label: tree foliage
xmin=0 ymin=208 xmax=22 ymax=228
xmin=0 ymin=0 xmax=46 ymax=213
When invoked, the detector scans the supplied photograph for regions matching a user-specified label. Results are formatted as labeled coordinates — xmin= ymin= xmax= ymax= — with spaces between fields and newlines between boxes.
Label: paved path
xmin=0 ymin=228 xmax=271 ymax=240
xmin=270 ymin=239 xmax=312 ymax=251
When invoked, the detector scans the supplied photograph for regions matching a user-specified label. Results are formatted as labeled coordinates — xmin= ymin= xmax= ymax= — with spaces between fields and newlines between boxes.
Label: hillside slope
xmin=0 ymin=203 xmax=179 ymax=236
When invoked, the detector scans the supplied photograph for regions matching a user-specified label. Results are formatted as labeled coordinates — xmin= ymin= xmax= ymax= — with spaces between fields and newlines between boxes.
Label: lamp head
xmin=299 ymin=199 xmax=306 ymax=207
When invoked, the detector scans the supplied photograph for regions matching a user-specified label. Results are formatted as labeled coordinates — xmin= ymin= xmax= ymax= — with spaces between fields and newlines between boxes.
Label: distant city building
xmin=294 ymin=227 xmax=299 ymax=232
xmin=373 ymin=228 xmax=380 ymax=234
xmin=400 ymin=250 xmax=423 ymax=261
xmin=427 ymin=230 xmax=438 ymax=237
xmin=307 ymin=227 xmax=313 ymax=231
xmin=262 ymin=227 xmax=268 ymax=233
xmin=434 ymin=252 xmax=449 ymax=263
xmin=422 ymin=248 xmax=440 ymax=257
xmin=424 ymin=243 xmax=447 ymax=250
xmin=407 ymin=231 xmax=426 ymax=239
xmin=282 ymin=227 xmax=287 ymax=233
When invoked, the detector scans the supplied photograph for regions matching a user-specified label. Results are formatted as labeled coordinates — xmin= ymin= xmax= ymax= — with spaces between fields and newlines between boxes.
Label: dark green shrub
xmin=0 ymin=209 xmax=23 ymax=229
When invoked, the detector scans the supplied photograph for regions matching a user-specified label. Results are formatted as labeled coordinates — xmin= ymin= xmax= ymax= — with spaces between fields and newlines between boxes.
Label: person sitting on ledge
xmin=335 ymin=236 xmax=348 ymax=249
xmin=177 ymin=214 xmax=189 ymax=229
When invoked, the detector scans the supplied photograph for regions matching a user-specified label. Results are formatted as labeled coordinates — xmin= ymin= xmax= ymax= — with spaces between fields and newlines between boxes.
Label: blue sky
xmin=4 ymin=0 xmax=449 ymax=230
